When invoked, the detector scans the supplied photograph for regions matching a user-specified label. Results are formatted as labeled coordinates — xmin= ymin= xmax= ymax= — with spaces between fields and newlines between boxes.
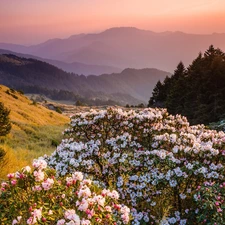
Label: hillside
xmin=0 ymin=85 xmax=69 ymax=178
xmin=1 ymin=27 xmax=225 ymax=72
xmin=0 ymin=49 xmax=122 ymax=75
xmin=0 ymin=54 xmax=170 ymax=104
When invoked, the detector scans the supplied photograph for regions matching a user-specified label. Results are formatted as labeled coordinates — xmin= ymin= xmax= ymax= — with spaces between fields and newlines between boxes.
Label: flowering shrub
xmin=0 ymin=159 xmax=131 ymax=225
xmin=44 ymin=107 xmax=225 ymax=224
xmin=189 ymin=182 xmax=225 ymax=225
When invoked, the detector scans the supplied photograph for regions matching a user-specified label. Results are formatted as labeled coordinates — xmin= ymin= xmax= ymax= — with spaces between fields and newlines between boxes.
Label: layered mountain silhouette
xmin=0 ymin=54 xmax=170 ymax=105
xmin=0 ymin=49 xmax=121 ymax=76
xmin=1 ymin=27 xmax=225 ymax=72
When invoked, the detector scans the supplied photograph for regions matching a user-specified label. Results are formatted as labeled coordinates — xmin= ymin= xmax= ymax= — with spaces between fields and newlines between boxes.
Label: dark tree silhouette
xmin=149 ymin=46 xmax=225 ymax=125
xmin=0 ymin=102 xmax=11 ymax=136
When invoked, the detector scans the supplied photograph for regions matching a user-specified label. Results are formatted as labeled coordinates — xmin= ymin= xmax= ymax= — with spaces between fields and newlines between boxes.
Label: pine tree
xmin=149 ymin=46 xmax=225 ymax=125
xmin=0 ymin=102 xmax=11 ymax=136
xmin=148 ymin=80 xmax=164 ymax=107
xmin=166 ymin=62 xmax=186 ymax=114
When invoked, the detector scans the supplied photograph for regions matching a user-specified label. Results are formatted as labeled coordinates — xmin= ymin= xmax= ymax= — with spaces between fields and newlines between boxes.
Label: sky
xmin=1 ymin=0 xmax=225 ymax=45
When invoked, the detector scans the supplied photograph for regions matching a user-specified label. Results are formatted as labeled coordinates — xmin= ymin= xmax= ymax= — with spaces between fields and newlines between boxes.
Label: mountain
xmin=0 ymin=49 xmax=122 ymax=75
xmin=0 ymin=54 xmax=170 ymax=105
xmin=1 ymin=27 xmax=225 ymax=72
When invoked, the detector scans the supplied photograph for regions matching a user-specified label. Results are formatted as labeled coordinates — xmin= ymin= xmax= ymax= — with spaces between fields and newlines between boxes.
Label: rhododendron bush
xmin=43 ymin=108 xmax=225 ymax=224
xmin=0 ymin=159 xmax=130 ymax=225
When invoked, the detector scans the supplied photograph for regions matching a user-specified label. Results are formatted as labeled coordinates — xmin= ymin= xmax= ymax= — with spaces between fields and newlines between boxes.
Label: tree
xmin=0 ymin=102 xmax=11 ymax=136
xmin=148 ymin=80 xmax=164 ymax=107
xmin=165 ymin=61 xmax=186 ymax=114
xmin=75 ymin=100 xmax=83 ymax=106
xmin=149 ymin=46 xmax=225 ymax=125
xmin=0 ymin=102 xmax=11 ymax=166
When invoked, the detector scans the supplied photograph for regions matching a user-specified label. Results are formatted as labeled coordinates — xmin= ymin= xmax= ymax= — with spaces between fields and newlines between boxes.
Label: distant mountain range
xmin=0 ymin=54 xmax=170 ymax=105
xmin=1 ymin=27 xmax=225 ymax=72
xmin=0 ymin=49 xmax=121 ymax=76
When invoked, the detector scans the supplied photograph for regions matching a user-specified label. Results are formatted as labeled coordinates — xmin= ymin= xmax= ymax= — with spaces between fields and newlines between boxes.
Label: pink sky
xmin=1 ymin=0 xmax=225 ymax=45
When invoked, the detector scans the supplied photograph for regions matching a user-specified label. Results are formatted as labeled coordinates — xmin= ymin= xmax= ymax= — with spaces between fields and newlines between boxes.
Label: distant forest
xmin=149 ymin=45 xmax=225 ymax=125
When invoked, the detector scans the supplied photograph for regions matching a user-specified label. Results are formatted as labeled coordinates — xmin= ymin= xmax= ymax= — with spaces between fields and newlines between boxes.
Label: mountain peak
xmin=101 ymin=27 xmax=151 ymax=35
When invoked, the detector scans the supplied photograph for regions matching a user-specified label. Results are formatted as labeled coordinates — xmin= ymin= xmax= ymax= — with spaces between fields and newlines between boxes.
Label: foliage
xmin=5 ymin=89 xmax=18 ymax=99
xmin=76 ymin=100 xmax=84 ymax=107
xmin=189 ymin=182 xmax=225 ymax=225
xmin=0 ymin=102 xmax=11 ymax=136
xmin=44 ymin=107 xmax=225 ymax=224
xmin=55 ymin=107 xmax=63 ymax=114
xmin=149 ymin=46 xmax=225 ymax=125
xmin=0 ymin=147 xmax=6 ymax=160
xmin=0 ymin=159 xmax=131 ymax=225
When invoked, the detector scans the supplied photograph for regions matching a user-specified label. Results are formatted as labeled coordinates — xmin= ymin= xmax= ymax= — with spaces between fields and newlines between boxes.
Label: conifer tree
xmin=149 ymin=46 xmax=225 ymax=125
xmin=0 ymin=102 xmax=11 ymax=136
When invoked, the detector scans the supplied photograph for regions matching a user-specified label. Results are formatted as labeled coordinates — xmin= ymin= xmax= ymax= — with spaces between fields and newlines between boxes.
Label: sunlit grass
xmin=0 ymin=85 xmax=69 ymax=179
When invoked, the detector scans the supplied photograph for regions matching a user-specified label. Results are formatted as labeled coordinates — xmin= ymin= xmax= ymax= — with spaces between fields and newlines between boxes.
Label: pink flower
xmin=1 ymin=182 xmax=8 ymax=187
xmin=11 ymin=180 xmax=17 ymax=186
xmin=32 ymin=208 xmax=42 ymax=220
xmin=57 ymin=219 xmax=65 ymax=225
xmin=72 ymin=172 xmax=83 ymax=181
xmin=32 ymin=185 xmax=42 ymax=192
xmin=105 ymin=206 xmax=112 ymax=212
xmin=42 ymin=178 xmax=54 ymax=190
xmin=217 ymin=208 xmax=222 ymax=213
xmin=81 ymin=219 xmax=91 ymax=225
xmin=12 ymin=219 xmax=18 ymax=225
xmin=33 ymin=170 xmax=45 ymax=181
xmin=32 ymin=159 xmax=47 ymax=170
xmin=7 ymin=173 xmax=15 ymax=179
xmin=23 ymin=166 xmax=31 ymax=173
xmin=27 ymin=217 xmax=37 ymax=224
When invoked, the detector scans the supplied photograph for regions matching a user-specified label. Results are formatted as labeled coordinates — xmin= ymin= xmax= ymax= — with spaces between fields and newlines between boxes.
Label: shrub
xmin=5 ymin=89 xmax=18 ymax=99
xmin=0 ymin=159 xmax=131 ymax=225
xmin=76 ymin=100 xmax=84 ymax=107
xmin=51 ymin=139 xmax=59 ymax=147
xmin=0 ymin=147 xmax=6 ymax=160
xmin=187 ymin=182 xmax=225 ymax=225
xmin=0 ymin=102 xmax=11 ymax=137
xmin=55 ymin=107 xmax=62 ymax=114
xmin=44 ymin=107 xmax=225 ymax=224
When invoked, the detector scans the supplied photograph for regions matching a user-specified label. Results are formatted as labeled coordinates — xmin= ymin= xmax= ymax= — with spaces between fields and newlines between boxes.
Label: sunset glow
xmin=0 ymin=0 xmax=225 ymax=44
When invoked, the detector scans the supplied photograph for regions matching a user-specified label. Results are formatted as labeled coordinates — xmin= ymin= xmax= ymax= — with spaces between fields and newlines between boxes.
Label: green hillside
xmin=0 ymin=85 xmax=69 ymax=178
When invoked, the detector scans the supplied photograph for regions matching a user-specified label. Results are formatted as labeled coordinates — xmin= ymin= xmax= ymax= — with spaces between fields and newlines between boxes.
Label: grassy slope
xmin=0 ymin=85 xmax=69 ymax=178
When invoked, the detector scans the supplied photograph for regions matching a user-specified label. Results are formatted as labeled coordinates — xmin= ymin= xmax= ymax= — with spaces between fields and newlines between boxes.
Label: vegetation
xmin=43 ymin=107 xmax=225 ymax=224
xmin=0 ymin=101 xmax=11 ymax=173
xmin=0 ymin=102 xmax=11 ymax=137
xmin=149 ymin=45 xmax=225 ymax=125
xmin=0 ymin=160 xmax=130 ymax=225
xmin=0 ymin=85 xmax=69 ymax=179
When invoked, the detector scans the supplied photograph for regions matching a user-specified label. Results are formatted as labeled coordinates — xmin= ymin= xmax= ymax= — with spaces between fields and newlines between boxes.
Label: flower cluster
xmin=44 ymin=107 xmax=225 ymax=224
xmin=0 ymin=159 xmax=131 ymax=225
xmin=189 ymin=181 xmax=225 ymax=225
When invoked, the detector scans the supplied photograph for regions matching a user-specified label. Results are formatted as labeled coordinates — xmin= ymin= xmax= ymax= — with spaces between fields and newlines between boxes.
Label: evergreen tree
xmin=149 ymin=46 xmax=225 ymax=125
xmin=165 ymin=62 xmax=186 ymax=114
xmin=0 ymin=102 xmax=11 ymax=165
xmin=148 ymin=80 xmax=164 ymax=107
xmin=0 ymin=102 xmax=11 ymax=136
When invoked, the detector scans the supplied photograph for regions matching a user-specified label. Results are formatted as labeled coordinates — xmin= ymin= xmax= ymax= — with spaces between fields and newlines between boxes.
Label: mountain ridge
xmin=0 ymin=54 xmax=170 ymax=105
xmin=1 ymin=27 xmax=225 ymax=72
xmin=0 ymin=49 xmax=122 ymax=75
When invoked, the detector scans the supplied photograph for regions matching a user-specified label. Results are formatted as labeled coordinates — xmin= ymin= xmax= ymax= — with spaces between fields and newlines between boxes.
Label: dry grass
xmin=0 ymin=85 xmax=69 ymax=179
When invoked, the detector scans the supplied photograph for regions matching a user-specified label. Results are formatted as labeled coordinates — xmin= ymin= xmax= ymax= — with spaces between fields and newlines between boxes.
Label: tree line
xmin=148 ymin=45 xmax=225 ymax=125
